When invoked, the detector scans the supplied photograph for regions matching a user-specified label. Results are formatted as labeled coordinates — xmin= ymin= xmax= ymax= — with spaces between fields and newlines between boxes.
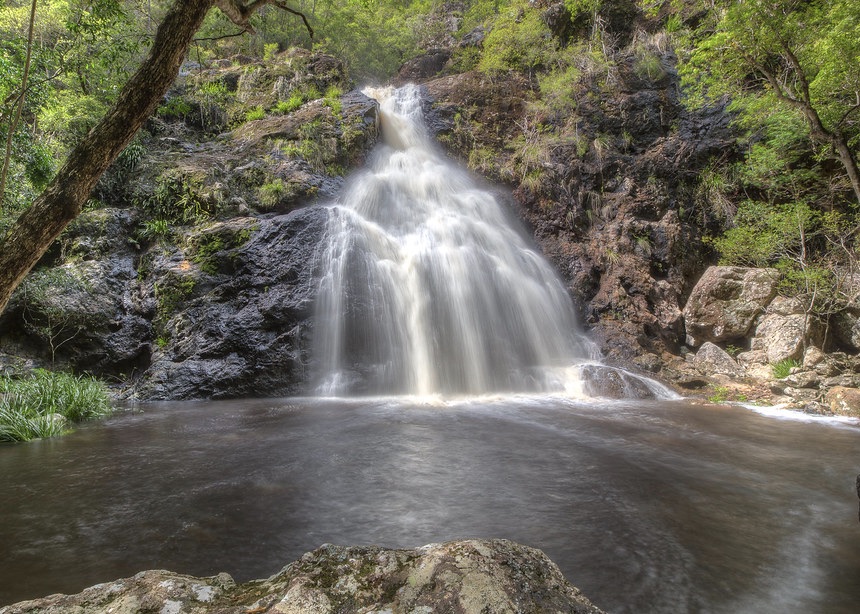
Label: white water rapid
xmin=313 ymin=84 xmax=668 ymax=399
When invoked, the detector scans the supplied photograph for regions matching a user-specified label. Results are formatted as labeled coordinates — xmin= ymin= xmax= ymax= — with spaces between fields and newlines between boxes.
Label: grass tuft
xmin=771 ymin=358 xmax=801 ymax=380
xmin=0 ymin=370 xmax=112 ymax=443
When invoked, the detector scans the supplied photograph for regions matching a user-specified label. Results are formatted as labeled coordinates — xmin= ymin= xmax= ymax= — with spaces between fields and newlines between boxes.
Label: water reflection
xmin=0 ymin=398 xmax=858 ymax=613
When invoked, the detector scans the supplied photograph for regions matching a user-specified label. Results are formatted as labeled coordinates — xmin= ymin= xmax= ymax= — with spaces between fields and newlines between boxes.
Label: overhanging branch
xmin=214 ymin=0 xmax=313 ymax=39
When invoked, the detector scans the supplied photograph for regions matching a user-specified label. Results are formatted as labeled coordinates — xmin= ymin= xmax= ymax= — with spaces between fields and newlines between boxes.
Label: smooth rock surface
xmin=682 ymin=266 xmax=779 ymax=347
xmin=825 ymin=386 xmax=860 ymax=417
xmin=0 ymin=540 xmax=605 ymax=614
xmin=692 ymin=341 xmax=745 ymax=377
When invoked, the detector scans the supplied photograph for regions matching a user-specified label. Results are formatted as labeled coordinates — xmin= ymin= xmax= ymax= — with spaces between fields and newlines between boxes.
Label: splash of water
xmin=313 ymin=84 xmax=666 ymax=399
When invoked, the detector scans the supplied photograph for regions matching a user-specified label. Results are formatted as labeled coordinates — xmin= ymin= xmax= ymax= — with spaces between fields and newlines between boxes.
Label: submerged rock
xmin=0 ymin=540 xmax=605 ymax=614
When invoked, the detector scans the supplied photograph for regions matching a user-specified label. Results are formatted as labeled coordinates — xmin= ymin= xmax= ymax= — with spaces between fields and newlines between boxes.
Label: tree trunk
xmin=832 ymin=136 xmax=860 ymax=205
xmin=0 ymin=0 xmax=38 ymax=208
xmin=0 ymin=0 xmax=215 ymax=316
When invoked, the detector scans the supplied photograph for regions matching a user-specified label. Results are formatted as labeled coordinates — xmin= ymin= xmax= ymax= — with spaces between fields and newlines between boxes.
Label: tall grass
xmin=771 ymin=358 xmax=801 ymax=380
xmin=0 ymin=370 xmax=112 ymax=443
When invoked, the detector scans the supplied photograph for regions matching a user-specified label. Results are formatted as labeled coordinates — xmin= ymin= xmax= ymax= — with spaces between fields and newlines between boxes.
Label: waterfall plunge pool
xmin=1 ymin=396 xmax=858 ymax=613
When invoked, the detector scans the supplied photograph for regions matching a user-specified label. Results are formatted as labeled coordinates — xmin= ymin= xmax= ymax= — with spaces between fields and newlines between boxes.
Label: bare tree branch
xmin=214 ymin=0 xmax=313 ymax=38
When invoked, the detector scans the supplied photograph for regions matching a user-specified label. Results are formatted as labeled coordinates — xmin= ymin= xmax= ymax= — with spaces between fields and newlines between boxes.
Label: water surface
xmin=1 ymin=397 xmax=858 ymax=613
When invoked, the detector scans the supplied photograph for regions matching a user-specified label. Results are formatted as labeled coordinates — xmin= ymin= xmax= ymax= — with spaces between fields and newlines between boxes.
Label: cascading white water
xmin=313 ymin=84 xmax=667 ymax=398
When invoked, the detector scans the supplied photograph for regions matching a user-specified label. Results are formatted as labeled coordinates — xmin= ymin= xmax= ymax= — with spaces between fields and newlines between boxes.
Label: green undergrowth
xmin=0 ymin=370 xmax=113 ymax=443
xmin=772 ymin=358 xmax=801 ymax=380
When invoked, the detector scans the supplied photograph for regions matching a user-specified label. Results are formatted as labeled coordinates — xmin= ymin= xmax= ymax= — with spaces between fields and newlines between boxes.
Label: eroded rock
xmin=824 ymin=386 xmax=860 ymax=417
xmin=682 ymin=266 xmax=779 ymax=347
xmin=692 ymin=342 xmax=745 ymax=378
xmin=0 ymin=540 xmax=605 ymax=614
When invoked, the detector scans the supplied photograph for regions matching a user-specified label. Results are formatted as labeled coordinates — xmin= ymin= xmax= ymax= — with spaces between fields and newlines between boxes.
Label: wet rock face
xmin=139 ymin=207 xmax=328 ymax=400
xmin=421 ymin=38 xmax=735 ymax=362
xmin=0 ymin=540 xmax=606 ymax=614
xmin=0 ymin=52 xmax=382 ymax=400
xmin=0 ymin=208 xmax=152 ymax=378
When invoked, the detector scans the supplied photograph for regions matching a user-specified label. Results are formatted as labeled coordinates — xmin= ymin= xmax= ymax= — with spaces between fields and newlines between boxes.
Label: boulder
xmin=831 ymin=308 xmax=860 ymax=352
xmin=682 ymin=266 xmax=779 ymax=347
xmin=692 ymin=341 xmax=745 ymax=377
xmin=0 ymin=250 xmax=152 ymax=377
xmin=803 ymin=346 xmax=827 ymax=370
xmin=579 ymin=364 xmax=664 ymax=398
xmin=751 ymin=298 xmax=823 ymax=364
xmin=395 ymin=49 xmax=452 ymax=83
xmin=783 ymin=370 xmax=820 ymax=389
xmin=824 ymin=386 xmax=860 ymax=418
xmin=0 ymin=540 xmax=605 ymax=614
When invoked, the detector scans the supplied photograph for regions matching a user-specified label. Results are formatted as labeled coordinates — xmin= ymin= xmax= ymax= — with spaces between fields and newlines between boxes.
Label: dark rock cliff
xmin=417 ymin=45 xmax=734 ymax=365
xmin=0 ymin=51 xmax=380 ymax=399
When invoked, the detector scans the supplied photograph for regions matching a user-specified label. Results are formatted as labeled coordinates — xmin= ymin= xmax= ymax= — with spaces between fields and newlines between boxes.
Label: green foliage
xmin=0 ymin=369 xmax=112 ymax=443
xmin=323 ymin=84 xmax=343 ymax=115
xmin=771 ymin=358 xmax=801 ymax=380
xmin=681 ymin=0 xmax=860 ymax=200
xmin=157 ymin=95 xmax=192 ymax=119
xmin=564 ymin=0 xmax=602 ymax=22
xmin=138 ymin=219 xmax=171 ymax=242
xmin=275 ymin=91 xmax=304 ymax=114
xmin=712 ymin=201 xmax=817 ymax=268
xmin=187 ymin=223 xmax=255 ymax=274
xmin=263 ymin=42 xmax=279 ymax=61
xmin=0 ymin=0 xmax=153 ymax=211
xmin=257 ymin=178 xmax=288 ymax=210
xmin=153 ymin=274 xmax=195 ymax=334
xmin=538 ymin=65 xmax=581 ymax=117
xmin=725 ymin=344 xmax=742 ymax=358
xmin=141 ymin=170 xmax=211 ymax=225
xmin=310 ymin=2 xmax=425 ymax=81
xmin=190 ymin=234 xmax=225 ymax=275
xmin=245 ymin=105 xmax=266 ymax=122
xmin=632 ymin=48 xmax=664 ymax=82
xmin=707 ymin=385 xmax=729 ymax=403
xmin=40 ymin=92 xmax=107 ymax=148
xmin=478 ymin=0 xmax=557 ymax=74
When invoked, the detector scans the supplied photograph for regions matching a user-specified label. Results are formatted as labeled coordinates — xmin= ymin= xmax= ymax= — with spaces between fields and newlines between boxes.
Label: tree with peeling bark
xmin=0 ymin=0 xmax=310 ymax=316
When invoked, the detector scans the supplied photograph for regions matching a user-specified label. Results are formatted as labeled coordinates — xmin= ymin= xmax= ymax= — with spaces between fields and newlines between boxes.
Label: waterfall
xmin=313 ymin=84 xmax=667 ymax=399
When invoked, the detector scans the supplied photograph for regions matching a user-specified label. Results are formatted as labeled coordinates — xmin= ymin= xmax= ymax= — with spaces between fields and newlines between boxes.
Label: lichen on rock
xmin=0 ymin=540 xmax=605 ymax=614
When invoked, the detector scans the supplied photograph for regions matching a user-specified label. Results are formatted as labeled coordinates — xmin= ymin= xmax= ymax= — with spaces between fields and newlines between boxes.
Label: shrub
xmin=478 ymin=0 xmax=557 ymax=75
xmin=245 ymin=106 xmax=266 ymax=122
xmin=708 ymin=385 xmax=729 ymax=403
xmin=275 ymin=92 xmax=304 ymax=114
xmin=258 ymin=179 xmax=288 ymax=210
xmin=0 ymin=370 xmax=112 ymax=442
xmin=772 ymin=358 xmax=801 ymax=379
xmin=141 ymin=170 xmax=211 ymax=225
xmin=138 ymin=218 xmax=171 ymax=241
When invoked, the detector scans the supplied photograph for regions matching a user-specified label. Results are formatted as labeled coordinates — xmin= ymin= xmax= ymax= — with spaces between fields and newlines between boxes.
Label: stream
xmin=2 ymin=397 xmax=858 ymax=613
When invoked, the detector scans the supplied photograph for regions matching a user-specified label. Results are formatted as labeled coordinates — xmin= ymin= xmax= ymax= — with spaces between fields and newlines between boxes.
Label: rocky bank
xmin=0 ymin=539 xmax=604 ymax=614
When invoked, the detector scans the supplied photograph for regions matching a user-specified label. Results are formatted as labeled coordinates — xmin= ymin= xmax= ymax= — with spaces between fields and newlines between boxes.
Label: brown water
xmin=1 ymin=396 xmax=858 ymax=613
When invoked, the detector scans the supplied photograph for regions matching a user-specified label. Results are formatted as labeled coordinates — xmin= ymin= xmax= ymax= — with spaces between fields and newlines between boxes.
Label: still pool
xmin=1 ymin=396 xmax=858 ymax=613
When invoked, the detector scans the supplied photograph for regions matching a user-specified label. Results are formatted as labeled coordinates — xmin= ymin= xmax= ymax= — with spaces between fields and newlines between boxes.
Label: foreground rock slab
xmin=0 ymin=539 xmax=605 ymax=614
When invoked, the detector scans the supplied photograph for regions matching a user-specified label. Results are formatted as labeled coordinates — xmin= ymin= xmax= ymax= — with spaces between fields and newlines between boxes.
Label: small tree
xmin=0 ymin=0 xmax=311 ymax=316
xmin=682 ymin=0 xmax=860 ymax=204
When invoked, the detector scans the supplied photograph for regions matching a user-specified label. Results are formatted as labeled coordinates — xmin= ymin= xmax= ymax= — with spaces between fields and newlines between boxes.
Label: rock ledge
xmin=0 ymin=539 xmax=605 ymax=614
